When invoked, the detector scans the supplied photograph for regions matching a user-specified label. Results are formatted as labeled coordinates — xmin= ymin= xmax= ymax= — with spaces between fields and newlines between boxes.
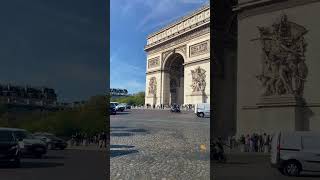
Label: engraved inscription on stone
xmin=148 ymin=57 xmax=160 ymax=69
xmin=189 ymin=40 xmax=209 ymax=57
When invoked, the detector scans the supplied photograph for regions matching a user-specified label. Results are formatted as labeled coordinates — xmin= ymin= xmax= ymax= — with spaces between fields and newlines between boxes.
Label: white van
xmin=271 ymin=131 xmax=320 ymax=176
xmin=194 ymin=103 xmax=210 ymax=118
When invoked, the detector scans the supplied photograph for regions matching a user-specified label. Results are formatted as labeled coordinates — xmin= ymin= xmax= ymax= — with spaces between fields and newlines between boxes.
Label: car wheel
xmin=199 ymin=112 xmax=205 ymax=118
xmin=284 ymin=161 xmax=301 ymax=176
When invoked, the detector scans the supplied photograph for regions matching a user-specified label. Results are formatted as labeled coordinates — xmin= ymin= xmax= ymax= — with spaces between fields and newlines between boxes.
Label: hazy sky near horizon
xmin=110 ymin=0 xmax=209 ymax=94
xmin=0 ymin=0 xmax=107 ymax=102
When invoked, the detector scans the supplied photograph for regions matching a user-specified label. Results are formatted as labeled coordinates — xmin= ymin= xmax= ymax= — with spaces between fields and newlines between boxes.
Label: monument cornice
xmin=234 ymin=0 xmax=320 ymax=19
xmin=145 ymin=24 xmax=210 ymax=55
xmin=145 ymin=5 xmax=210 ymax=50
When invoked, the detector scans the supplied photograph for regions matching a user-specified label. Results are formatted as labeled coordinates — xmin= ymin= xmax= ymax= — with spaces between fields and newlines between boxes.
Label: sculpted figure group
xmin=191 ymin=66 xmax=206 ymax=93
xmin=255 ymin=14 xmax=308 ymax=97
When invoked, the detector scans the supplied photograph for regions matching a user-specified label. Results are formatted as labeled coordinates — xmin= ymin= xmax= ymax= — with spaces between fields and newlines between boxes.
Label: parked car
xmin=115 ymin=103 xmax=126 ymax=112
xmin=271 ymin=131 xmax=320 ymax=176
xmin=195 ymin=103 xmax=210 ymax=118
xmin=12 ymin=129 xmax=47 ymax=158
xmin=33 ymin=133 xmax=67 ymax=150
xmin=109 ymin=106 xmax=116 ymax=115
xmin=0 ymin=128 xmax=21 ymax=167
xmin=170 ymin=104 xmax=181 ymax=113
xmin=110 ymin=102 xmax=118 ymax=108
xmin=125 ymin=104 xmax=131 ymax=109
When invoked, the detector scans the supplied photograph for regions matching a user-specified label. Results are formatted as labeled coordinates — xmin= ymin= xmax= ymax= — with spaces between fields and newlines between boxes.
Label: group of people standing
xmin=238 ymin=133 xmax=272 ymax=153
xmin=70 ymin=131 xmax=108 ymax=148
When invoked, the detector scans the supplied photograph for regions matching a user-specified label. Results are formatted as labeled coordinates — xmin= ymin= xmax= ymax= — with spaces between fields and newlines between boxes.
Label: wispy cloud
xmin=117 ymin=0 xmax=208 ymax=31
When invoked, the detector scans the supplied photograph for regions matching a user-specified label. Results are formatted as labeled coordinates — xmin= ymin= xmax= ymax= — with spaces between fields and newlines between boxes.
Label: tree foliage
xmin=111 ymin=91 xmax=145 ymax=106
xmin=0 ymin=95 xmax=107 ymax=137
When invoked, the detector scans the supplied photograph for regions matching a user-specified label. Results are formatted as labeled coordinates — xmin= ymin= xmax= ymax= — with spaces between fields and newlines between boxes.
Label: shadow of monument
xmin=110 ymin=132 xmax=134 ymax=137
xmin=110 ymin=145 xmax=135 ymax=149
xmin=124 ymin=128 xmax=149 ymax=133
xmin=110 ymin=149 xmax=139 ymax=158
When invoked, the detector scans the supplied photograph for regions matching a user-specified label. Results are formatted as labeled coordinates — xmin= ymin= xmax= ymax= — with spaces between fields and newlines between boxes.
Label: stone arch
xmin=161 ymin=47 xmax=187 ymax=71
xmin=162 ymin=52 xmax=185 ymax=106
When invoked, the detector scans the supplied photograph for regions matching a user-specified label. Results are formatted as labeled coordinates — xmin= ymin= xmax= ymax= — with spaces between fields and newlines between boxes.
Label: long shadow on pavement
xmin=124 ymin=128 xmax=148 ymax=133
xmin=110 ymin=145 xmax=135 ymax=149
xmin=111 ymin=126 xmax=128 ymax=129
xmin=110 ymin=132 xmax=134 ymax=137
xmin=110 ymin=149 xmax=139 ymax=158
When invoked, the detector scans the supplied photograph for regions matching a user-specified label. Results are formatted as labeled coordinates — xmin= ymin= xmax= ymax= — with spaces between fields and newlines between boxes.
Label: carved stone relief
xmin=147 ymin=7 xmax=210 ymax=46
xmin=147 ymin=25 xmax=210 ymax=55
xmin=148 ymin=57 xmax=160 ymax=69
xmin=175 ymin=45 xmax=187 ymax=57
xmin=191 ymin=66 xmax=206 ymax=93
xmin=148 ymin=77 xmax=157 ymax=96
xmin=189 ymin=40 xmax=209 ymax=57
xmin=253 ymin=14 xmax=308 ymax=97
xmin=161 ymin=45 xmax=186 ymax=65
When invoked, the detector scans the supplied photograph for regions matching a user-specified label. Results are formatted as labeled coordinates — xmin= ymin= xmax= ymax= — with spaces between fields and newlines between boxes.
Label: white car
xmin=194 ymin=103 xmax=210 ymax=118
xmin=271 ymin=131 xmax=320 ymax=176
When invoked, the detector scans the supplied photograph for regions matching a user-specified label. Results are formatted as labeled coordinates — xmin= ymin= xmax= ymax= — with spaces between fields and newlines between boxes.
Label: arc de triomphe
xmin=144 ymin=5 xmax=210 ymax=107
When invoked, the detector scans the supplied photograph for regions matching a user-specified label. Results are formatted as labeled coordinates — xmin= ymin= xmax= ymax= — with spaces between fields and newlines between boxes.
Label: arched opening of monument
xmin=163 ymin=53 xmax=184 ymax=106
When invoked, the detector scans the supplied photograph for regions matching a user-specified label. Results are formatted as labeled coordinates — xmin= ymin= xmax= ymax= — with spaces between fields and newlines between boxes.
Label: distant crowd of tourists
xmin=138 ymin=104 xmax=195 ymax=111
xmin=224 ymin=133 xmax=272 ymax=153
xmin=70 ymin=131 xmax=108 ymax=148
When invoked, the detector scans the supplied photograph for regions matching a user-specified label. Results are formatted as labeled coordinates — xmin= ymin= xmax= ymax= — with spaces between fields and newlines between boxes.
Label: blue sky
xmin=110 ymin=0 xmax=209 ymax=94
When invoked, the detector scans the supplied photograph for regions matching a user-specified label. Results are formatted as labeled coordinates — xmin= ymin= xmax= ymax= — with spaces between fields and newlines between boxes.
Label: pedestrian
xmin=240 ymin=135 xmax=245 ymax=152
xmin=245 ymin=134 xmax=250 ymax=152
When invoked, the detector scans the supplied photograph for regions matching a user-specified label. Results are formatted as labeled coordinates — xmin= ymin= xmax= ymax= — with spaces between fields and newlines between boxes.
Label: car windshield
xmin=0 ymin=131 xmax=14 ymax=142
xmin=110 ymin=103 xmax=118 ymax=107
xmin=14 ymin=130 xmax=34 ymax=139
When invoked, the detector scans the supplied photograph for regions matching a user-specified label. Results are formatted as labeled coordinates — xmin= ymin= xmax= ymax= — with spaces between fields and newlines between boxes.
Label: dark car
xmin=13 ymin=129 xmax=47 ymax=158
xmin=0 ymin=128 xmax=21 ymax=167
xmin=125 ymin=104 xmax=131 ymax=109
xmin=170 ymin=105 xmax=181 ymax=113
xmin=109 ymin=107 xmax=116 ymax=115
xmin=33 ymin=133 xmax=68 ymax=150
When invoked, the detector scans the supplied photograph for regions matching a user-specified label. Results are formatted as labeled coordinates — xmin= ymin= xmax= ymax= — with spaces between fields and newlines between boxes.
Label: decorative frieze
xmin=146 ymin=5 xmax=210 ymax=49
xmin=148 ymin=56 xmax=160 ymax=69
xmin=189 ymin=40 xmax=209 ymax=57
xmin=146 ymin=25 xmax=210 ymax=55
xmin=175 ymin=45 xmax=187 ymax=57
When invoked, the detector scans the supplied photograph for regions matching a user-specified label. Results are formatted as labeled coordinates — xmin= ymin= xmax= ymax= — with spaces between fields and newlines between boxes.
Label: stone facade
xmin=145 ymin=5 xmax=210 ymax=106
xmin=235 ymin=0 xmax=320 ymax=136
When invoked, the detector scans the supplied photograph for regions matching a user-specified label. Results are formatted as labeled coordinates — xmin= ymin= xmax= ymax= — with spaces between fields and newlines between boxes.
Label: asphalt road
xmin=213 ymin=153 xmax=320 ymax=180
xmin=0 ymin=149 xmax=107 ymax=180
